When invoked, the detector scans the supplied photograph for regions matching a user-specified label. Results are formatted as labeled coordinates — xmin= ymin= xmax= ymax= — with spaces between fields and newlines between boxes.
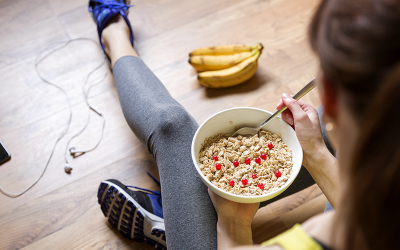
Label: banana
xmin=189 ymin=49 xmax=259 ymax=72
xmin=198 ymin=50 xmax=261 ymax=88
xmin=189 ymin=43 xmax=262 ymax=56
xmin=199 ymin=62 xmax=259 ymax=88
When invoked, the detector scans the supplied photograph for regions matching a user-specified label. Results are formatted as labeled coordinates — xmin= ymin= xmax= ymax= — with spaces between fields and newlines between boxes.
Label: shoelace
xmin=126 ymin=172 xmax=161 ymax=196
xmin=88 ymin=0 xmax=133 ymax=13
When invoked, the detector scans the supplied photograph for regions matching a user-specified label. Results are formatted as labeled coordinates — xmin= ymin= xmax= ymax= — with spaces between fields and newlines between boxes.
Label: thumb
xmin=281 ymin=93 xmax=304 ymax=119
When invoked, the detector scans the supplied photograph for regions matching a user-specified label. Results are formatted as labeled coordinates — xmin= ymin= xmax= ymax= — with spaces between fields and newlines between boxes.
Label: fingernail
xmin=288 ymin=117 xmax=294 ymax=125
xmin=282 ymin=93 xmax=290 ymax=99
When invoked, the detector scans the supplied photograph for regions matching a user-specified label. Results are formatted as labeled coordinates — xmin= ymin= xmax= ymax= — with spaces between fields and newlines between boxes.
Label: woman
xmin=92 ymin=0 xmax=400 ymax=249
xmin=216 ymin=0 xmax=400 ymax=249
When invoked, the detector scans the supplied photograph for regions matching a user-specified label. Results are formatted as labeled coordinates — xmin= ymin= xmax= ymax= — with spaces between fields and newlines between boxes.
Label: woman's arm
xmin=208 ymin=189 xmax=259 ymax=249
xmin=303 ymin=145 xmax=339 ymax=208
xmin=278 ymin=93 xmax=339 ymax=207
xmin=217 ymin=217 xmax=253 ymax=248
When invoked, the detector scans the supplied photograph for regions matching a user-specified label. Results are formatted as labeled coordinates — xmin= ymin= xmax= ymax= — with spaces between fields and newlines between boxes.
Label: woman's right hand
xmin=277 ymin=93 xmax=326 ymax=165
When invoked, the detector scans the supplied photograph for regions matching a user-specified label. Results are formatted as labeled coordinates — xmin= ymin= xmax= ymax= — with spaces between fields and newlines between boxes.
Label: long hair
xmin=308 ymin=0 xmax=400 ymax=249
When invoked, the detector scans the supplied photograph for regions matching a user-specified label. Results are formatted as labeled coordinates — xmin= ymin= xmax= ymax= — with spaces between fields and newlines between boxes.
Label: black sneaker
xmin=97 ymin=172 xmax=166 ymax=249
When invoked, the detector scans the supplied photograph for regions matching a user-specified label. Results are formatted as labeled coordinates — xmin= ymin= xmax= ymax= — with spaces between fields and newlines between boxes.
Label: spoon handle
xmin=257 ymin=78 xmax=316 ymax=130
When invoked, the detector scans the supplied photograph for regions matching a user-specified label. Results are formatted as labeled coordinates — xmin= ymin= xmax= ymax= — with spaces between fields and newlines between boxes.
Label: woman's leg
xmin=102 ymin=16 xmax=217 ymax=249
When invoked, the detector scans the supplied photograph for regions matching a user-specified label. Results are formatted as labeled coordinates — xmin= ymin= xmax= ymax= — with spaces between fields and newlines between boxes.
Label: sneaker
xmin=88 ymin=0 xmax=134 ymax=53
xmin=97 ymin=172 xmax=166 ymax=249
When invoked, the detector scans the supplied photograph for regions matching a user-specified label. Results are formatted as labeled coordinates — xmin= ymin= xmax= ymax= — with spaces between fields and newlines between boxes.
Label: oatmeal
xmin=198 ymin=130 xmax=293 ymax=196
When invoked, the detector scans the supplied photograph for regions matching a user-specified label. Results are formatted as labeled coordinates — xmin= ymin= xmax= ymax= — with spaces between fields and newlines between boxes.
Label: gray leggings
xmin=113 ymin=56 xmax=334 ymax=249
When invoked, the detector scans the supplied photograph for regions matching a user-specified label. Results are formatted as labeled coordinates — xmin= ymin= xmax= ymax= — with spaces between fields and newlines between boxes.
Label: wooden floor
xmin=0 ymin=0 xmax=326 ymax=249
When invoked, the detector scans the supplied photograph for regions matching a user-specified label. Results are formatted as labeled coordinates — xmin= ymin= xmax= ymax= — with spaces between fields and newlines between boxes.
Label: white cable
xmin=0 ymin=38 xmax=107 ymax=197
xmin=65 ymin=70 xmax=108 ymax=160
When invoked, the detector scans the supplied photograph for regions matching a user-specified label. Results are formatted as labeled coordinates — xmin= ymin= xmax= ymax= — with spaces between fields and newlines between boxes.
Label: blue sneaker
xmin=97 ymin=172 xmax=166 ymax=249
xmin=88 ymin=0 xmax=134 ymax=53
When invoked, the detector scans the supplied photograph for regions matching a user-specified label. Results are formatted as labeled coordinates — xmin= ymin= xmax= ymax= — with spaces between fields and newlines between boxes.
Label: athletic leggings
xmin=113 ymin=56 xmax=334 ymax=249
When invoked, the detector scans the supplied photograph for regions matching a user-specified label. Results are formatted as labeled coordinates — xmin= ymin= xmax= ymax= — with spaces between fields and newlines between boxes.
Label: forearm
xmin=303 ymin=146 xmax=339 ymax=208
xmin=217 ymin=217 xmax=253 ymax=249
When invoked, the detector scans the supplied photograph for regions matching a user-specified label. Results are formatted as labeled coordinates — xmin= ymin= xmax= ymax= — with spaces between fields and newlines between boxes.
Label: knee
xmin=156 ymin=105 xmax=196 ymax=137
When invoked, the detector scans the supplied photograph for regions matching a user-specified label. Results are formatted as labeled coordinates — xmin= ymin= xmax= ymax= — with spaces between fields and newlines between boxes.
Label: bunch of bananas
xmin=188 ymin=43 xmax=263 ymax=88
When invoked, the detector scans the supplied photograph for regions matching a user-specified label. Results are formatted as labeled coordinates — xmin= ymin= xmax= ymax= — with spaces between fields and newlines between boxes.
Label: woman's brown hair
xmin=309 ymin=0 xmax=400 ymax=249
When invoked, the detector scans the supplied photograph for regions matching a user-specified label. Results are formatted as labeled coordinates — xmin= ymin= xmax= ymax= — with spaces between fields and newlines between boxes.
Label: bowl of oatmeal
xmin=191 ymin=107 xmax=303 ymax=203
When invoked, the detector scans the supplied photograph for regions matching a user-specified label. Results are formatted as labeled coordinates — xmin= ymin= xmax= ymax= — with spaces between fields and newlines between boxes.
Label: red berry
xmin=260 ymin=153 xmax=267 ymax=160
xmin=252 ymin=173 xmax=257 ymax=179
xmin=258 ymin=183 xmax=264 ymax=189
xmin=216 ymin=163 xmax=221 ymax=170
xmin=213 ymin=155 xmax=218 ymax=161
xmin=275 ymin=171 xmax=281 ymax=178
xmin=233 ymin=161 xmax=239 ymax=167
xmin=255 ymin=157 xmax=261 ymax=164
xmin=268 ymin=143 xmax=274 ymax=149
xmin=242 ymin=179 xmax=248 ymax=185
xmin=245 ymin=158 xmax=251 ymax=164
xmin=229 ymin=180 xmax=235 ymax=186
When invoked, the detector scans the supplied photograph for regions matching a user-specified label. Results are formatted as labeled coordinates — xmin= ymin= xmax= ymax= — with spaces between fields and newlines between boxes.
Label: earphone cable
xmin=0 ymin=38 xmax=107 ymax=197
xmin=64 ymin=70 xmax=108 ymax=160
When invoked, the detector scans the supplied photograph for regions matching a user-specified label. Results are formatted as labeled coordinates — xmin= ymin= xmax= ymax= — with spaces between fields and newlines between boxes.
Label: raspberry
xmin=233 ymin=161 xmax=239 ymax=167
xmin=245 ymin=158 xmax=251 ymax=165
xmin=216 ymin=163 xmax=221 ymax=170
xmin=268 ymin=143 xmax=274 ymax=149
xmin=255 ymin=157 xmax=261 ymax=164
xmin=229 ymin=180 xmax=235 ymax=186
xmin=212 ymin=155 xmax=218 ymax=161
xmin=242 ymin=179 xmax=248 ymax=185
xmin=275 ymin=171 xmax=281 ymax=178
xmin=258 ymin=183 xmax=264 ymax=189
xmin=260 ymin=153 xmax=267 ymax=160
xmin=252 ymin=173 xmax=257 ymax=179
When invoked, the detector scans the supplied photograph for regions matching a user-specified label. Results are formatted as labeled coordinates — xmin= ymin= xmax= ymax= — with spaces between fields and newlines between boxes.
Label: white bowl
xmin=191 ymin=107 xmax=303 ymax=203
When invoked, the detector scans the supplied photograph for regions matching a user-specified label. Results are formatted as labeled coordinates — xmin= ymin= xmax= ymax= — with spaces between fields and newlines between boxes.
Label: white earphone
xmin=0 ymin=38 xmax=108 ymax=197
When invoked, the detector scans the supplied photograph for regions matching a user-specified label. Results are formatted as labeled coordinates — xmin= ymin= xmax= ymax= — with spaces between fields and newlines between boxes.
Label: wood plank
xmin=0 ymin=0 xmax=68 ymax=68
xmin=0 ymin=148 xmax=159 ymax=250
xmin=252 ymin=217 xmax=288 ymax=245
xmin=136 ymin=0 xmax=319 ymax=72
xmin=0 ymin=54 xmax=113 ymax=133
xmin=252 ymin=184 xmax=322 ymax=229
xmin=56 ymin=4 xmax=97 ymax=39
xmin=252 ymin=186 xmax=324 ymax=244
xmin=0 ymin=88 xmax=143 ymax=217
xmin=280 ymin=194 xmax=327 ymax=228
xmin=45 ymin=0 xmax=86 ymax=16
xmin=269 ymin=184 xmax=323 ymax=216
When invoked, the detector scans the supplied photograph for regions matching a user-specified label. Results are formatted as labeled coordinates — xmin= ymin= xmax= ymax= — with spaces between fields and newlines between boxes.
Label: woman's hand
xmin=208 ymin=189 xmax=259 ymax=248
xmin=277 ymin=93 xmax=339 ymax=208
xmin=277 ymin=93 xmax=325 ymax=164
xmin=208 ymin=189 xmax=259 ymax=226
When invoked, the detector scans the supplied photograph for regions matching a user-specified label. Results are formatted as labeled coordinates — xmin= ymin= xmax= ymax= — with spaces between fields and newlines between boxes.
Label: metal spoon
xmin=232 ymin=78 xmax=316 ymax=137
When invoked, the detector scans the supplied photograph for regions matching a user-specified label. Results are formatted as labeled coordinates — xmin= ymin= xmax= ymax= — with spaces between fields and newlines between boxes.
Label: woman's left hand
xmin=208 ymin=188 xmax=259 ymax=226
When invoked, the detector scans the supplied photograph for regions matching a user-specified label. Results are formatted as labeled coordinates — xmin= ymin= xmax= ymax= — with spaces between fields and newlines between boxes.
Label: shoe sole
xmin=97 ymin=181 xmax=166 ymax=249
